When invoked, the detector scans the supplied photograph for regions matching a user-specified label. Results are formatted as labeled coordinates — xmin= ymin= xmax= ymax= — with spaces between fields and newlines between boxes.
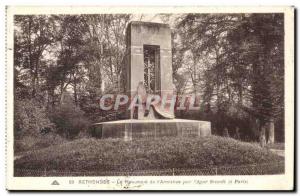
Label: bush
xmin=50 ymin=102 xmax=90 ymax=139
xmin=14 ymin=99 xmax=54 ymax=137
xmin=14 ymin=133 xmax=67 ymax=154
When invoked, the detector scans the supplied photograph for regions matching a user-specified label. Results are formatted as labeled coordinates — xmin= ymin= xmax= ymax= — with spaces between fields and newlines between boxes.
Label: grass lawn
xmin=15 ymin=136 xmax=284 ymax=175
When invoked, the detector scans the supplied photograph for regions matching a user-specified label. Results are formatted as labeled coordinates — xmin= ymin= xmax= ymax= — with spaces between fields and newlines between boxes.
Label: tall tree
xmin=14 ymin=15 xmax=56 ymax=98
xmin=175 ymin=13 xmax=284 ymax=142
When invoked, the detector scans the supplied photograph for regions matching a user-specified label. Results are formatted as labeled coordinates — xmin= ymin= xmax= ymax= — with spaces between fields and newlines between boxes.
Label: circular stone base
xmin=90 ymin=119 xmax=211 ymax=140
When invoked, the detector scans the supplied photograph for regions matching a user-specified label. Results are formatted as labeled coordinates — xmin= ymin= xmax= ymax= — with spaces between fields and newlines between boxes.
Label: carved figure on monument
xmin=133 ymin=81 xmax=174 ymax=120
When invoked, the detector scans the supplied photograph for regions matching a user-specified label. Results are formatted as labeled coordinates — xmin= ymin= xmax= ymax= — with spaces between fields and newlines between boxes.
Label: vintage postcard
xmin=6 ymin=6 xmax=294 ymax=191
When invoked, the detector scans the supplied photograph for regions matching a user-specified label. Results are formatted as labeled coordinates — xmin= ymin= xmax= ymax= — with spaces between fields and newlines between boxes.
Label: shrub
xmin=50 ymin=102 xmax=90 ymax=139
xmin=14 ymin=99 xmax=54 ymax=137
xmin=14 ymin=133 xmax=67 ymax=154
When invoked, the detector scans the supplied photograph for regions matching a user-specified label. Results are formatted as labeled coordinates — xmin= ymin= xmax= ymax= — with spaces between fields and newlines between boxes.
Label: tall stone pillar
xmin=123 ymin=21 xmax=174 ymax=119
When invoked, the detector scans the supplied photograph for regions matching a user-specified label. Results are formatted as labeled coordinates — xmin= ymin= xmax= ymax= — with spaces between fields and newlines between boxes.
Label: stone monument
xmin=91 ymin=21 xmax=211 ymax=140
xmin=123 ymin=21 xmax=174 ymax=119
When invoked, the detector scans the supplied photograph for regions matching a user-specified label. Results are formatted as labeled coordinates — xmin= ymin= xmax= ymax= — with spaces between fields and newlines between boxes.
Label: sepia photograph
xmin=5 ymin=6 xmax=294 ymax=191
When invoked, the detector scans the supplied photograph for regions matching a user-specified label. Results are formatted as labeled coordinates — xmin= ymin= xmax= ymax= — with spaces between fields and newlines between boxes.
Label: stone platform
xmin=90 ymin=119 xmax=211 ymax=140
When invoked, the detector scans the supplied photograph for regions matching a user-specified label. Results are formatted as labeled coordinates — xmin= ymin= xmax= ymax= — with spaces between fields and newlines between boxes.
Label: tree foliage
xmin=173 ymin=13 xmax=284 ymax=143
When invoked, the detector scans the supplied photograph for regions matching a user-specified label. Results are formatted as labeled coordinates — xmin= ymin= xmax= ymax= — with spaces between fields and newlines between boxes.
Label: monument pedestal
xmin=91 ymin=119 xmax=211 ymax=141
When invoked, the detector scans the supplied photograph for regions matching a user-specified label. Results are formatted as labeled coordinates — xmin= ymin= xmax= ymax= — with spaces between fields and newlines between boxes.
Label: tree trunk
xmin=259 ymin=124 xmax=266 ymax=148
xmin=47 ymin=89 xmax=55 ymax=108
xmin=74 ymin=76 xmax=78 ymax=106
xmin=267 ymin=118 xmax=275 ymax=144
